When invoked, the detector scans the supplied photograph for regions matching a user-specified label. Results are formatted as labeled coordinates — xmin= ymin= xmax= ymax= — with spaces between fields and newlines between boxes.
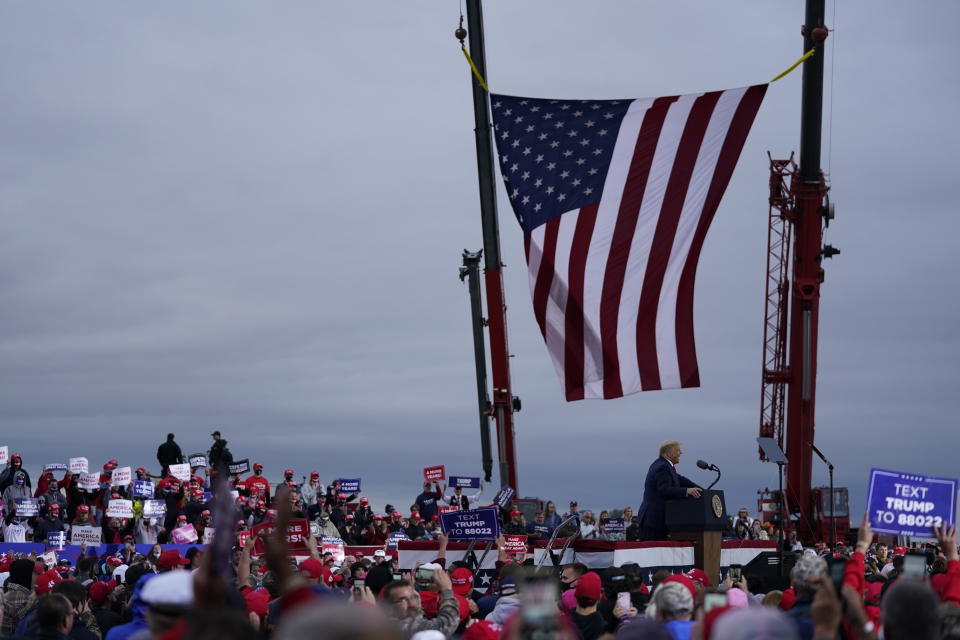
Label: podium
xmin=666 ymin=490 xmax=727 ymax=584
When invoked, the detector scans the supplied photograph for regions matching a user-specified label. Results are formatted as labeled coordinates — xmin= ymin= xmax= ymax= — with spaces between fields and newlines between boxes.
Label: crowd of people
xmin=1 ymin=435 xmax=959 ymax=640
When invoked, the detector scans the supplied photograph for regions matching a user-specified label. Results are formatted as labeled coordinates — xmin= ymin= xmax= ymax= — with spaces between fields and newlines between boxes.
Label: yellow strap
xmin=771 ymin=48 xmax=816 ymax=82
xmin=461 ymin=45 xmax=490 ymax=93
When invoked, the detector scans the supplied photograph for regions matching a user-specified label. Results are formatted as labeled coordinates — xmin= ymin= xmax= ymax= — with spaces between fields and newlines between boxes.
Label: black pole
xmin=778 ymin=462 xmax=786 ymax=577
xmin=799 ymin=0 xmax=827 ymax=182
xmin=464 ymin=0 xmax=502 ymax=270
xmin=810 ymin=442 xmax=835 ymax=546
xmin=460 ymin=249 xmax=494 ymax=483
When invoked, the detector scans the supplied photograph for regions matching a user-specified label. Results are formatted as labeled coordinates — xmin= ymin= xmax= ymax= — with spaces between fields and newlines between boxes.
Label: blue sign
xmin=440 ymin=507 xmax=500 ymax=541
xmin=867 ymin=467 xmax=958 ymax=537
xmin=602 ymin=518 xmax=625 ymax=534
xmin=387 ymin=531 xmax=409 ymax=548
xmin=449 ymin=476 xmax=481 ymax=489
xmin=132 ymin=481 xmax=154 ymax=499
xmin=47 ymin=531 xmax=66 ymax=550
xmin=493 ymin=486 xmax=515 ymax=510
xmin=337 ymin=478 xmax=361 ymax=493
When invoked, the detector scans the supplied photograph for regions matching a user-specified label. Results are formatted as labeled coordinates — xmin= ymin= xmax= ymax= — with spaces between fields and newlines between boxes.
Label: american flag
xmin=491 ymin=85 xmax=767 ymax=400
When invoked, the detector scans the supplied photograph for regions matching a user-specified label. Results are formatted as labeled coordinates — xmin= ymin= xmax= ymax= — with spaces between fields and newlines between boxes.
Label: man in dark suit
xmin=637 ymin=440 xmax=702 ymax=541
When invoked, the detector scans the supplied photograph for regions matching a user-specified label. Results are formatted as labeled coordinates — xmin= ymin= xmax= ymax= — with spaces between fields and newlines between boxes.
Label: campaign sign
xmin=202 ymin=528 xmax=215 ymax=544
xmin=78 ymin=473 xmax=100 ymax=490
xmin=143 ymin=500 xmax=166 ymax=518
xmin=237 ymin=530 xmax=250 ymax=549
xmin=449 ymin=476 xmax=481 ymax=489
xmin=423 ymin=465 xmax=446 ymax=482
xmin=14 ymin=498 xmax=39 ymax=517
xmin=47 ymin=531 xmax=67 ymax=551
xmin=228 ymin=459 xmax=250 ymax=475
xmin=132 ymin=480 xmax=155 ymax=499
xmin=602 ymin=518 xmax=625 ymax=534
xmin=111 ymin=467 xmax=132 ymax=486
xmin=439 ymin=505 xmax=459 ymax=514
xmin=252 ymin=518 xmax=309 ymax=555
xmin=337 ymin=478 xmax=361 ymax=493
xmin=44 ymin=463 xmax=68 ymax=473
xmin=106 ymin=499 xmax=134 ymax=518
xmin=387 ymin=531 xmax=410 ymax=548
xmin=321 ymin=537 xmax=346 ymax=562
xmin=0 ymin=446 xmax=7 ymax=464
xmin=493 ymin=486 xmax=515 ymax=510
xmin=169 ymin=464 xmax=191 ymax=482
xmin=867 ymin=467 xmax=958 ymax=537
xmin=69 ymin=457 xmax=89 ymax=474
xmin=171 ymin=524 xmax=199 ymax=544
xmin=189 ymin=454 xmax=207 ymax=469
xmin=440 ymin=507 xmax=500 ymax=541
xmin=502 ymin=534 xmax=528 ymax=554
xmin=70 ymin=525 xmax=102 ymax=546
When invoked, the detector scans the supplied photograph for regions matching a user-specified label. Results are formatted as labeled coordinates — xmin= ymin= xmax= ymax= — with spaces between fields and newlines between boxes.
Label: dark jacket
xmin=207 ymin=440 xmax=233 ymax=470
xmin=156 ymin=439 xmax=184 ymax=469
xmin=636 ymin=457 xmax=698 ymax=540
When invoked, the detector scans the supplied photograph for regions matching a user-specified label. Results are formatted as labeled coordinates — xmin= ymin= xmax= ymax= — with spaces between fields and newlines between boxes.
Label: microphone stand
xmin=707 ymin=467 xmax=721 ymax=491
xmin=810 ymin=442 xmax=835 ymax=548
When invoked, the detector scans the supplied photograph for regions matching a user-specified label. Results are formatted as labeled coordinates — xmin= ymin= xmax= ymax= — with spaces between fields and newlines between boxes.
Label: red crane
xmin=758 ymin=0 xmax=845 ymax=543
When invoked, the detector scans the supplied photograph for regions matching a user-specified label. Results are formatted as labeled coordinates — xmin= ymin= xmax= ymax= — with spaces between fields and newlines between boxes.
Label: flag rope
xmin=461 ymin=45 xmax=490 ymax=92
xmin=771 ymin=48 xmax=816 ymax=82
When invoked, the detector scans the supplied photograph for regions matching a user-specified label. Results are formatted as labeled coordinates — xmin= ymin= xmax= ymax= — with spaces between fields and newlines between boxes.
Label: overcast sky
xmin=1 ymin=1 xmax=958 ymax=527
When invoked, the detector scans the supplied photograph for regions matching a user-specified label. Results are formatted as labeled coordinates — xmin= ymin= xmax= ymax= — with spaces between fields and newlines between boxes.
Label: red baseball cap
xmin=89 ymin=580 xmax=117 ymax=603
xmin=392 ymin=512 xmax=402 ymax=519
xmin=136 ymin=467 xmax=148 ymax=475
xmin=310 ymin=471 xmax=320 ymax=478
xmin=157 ymin=550 xmax=190 ymax=570
xmin=35 ymin=569 xmax=63 ymax=595
xmin=48 ymin=503 xmax=60 ymax=511
xmin=177 ymin=515 xmax=188 ymax=522
xmin=201 ymin=509 xmax=211 ymax=517
xmin=462 ymin=620 xmax=503 ymax=640
xmin=106 ymin=556 xmax=123 ymax=567
xmin=509 ymin=510 xmax=521 ymax=517
xmin=575 ymin=571 xmax=602 ymax=603
xmin=284 ymin=469 xmax=294 ymax=476
xmin=253 ymin=463 xmax=263 ymax=470
xmin=78 ymin=505 xmax=90 ymax=513
xmin=360 ymin=497 xmax=369 ymax=504
xmin=686 ymin=567 xmax=712 ymax=587
xmin=450 ymin=567 xmax=474 ymax=596
xmin=299 ymin=558 xmax=324 ymax=580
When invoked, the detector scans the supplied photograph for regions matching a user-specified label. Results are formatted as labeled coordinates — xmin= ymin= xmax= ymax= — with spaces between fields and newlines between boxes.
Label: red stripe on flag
xmin=531 ymin=218 xmax=561 ymax=339
xmin=635 ymin=92 xmax=722 ymax=390
xmin=675 ymin=85 xmax=768 ymax=386
xmin=564 ymin=205 xmax=600 ymax=401
xmin=598 ymin=97 xmax=679 ymax=399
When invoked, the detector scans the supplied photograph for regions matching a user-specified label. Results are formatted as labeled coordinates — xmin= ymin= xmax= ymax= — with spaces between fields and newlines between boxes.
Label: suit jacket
xmin=637 ymin=457 xmax=698 ymax=533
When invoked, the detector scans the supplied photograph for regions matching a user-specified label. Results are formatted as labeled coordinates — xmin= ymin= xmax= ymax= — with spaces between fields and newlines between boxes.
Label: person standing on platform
xmin=637 ymin=440 xmax=702 ymax=541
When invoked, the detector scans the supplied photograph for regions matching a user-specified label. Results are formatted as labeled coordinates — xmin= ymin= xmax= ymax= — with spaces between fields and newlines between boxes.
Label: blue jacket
xmin=637 ymin=457 xmax=698 ymax=534
xmin=104 ymin=573 xmax=157 ymax=640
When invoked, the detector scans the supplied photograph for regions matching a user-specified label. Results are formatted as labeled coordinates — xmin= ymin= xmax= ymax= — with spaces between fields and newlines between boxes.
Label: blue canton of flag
xmin=492 ymin=96 xmax=631 ymax=234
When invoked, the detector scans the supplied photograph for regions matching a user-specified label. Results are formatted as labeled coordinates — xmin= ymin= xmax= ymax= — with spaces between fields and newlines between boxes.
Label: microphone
xmin=697 ymin=459 xmax=720 ymax=472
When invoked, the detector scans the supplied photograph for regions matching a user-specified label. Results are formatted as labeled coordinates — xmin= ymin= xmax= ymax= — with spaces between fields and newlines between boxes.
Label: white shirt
xmin=4 ymin=521 xmax=28 ymax=543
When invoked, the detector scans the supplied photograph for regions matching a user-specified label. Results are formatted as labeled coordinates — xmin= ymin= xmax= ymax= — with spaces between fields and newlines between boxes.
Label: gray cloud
xmin=1 ymin=1 xmax=957 ymax=525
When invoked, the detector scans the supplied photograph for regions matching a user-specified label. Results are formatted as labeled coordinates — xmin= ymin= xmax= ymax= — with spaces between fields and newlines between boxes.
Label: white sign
xmin=106 ymin=499 xmax=134 ymax=518
xmin=71 ymin=525 xmax=103 ymax=546
xmin=171 ymin=524 xmax=198 ymax=544
xmin=111 ymin=466 xmax=132 ymax=486
xmin=202 ymin=527 xmax=215 ymax=544
xmin=169 ymin=463 xmax=191 ymax=482
xmin=44 ymin=463 xmax=67 ymax=472
xmin=69 ymin=457 xmax=89 ymax=474
xmin=143 ymin=499 xmax=167 ymax=518
xmin=41 ymin=551 xmax=57 ymax=567
xmin=78 ymin=472 xmax=100 ymax=490
xmin=0 ymin=446 xmax=8 ymax=464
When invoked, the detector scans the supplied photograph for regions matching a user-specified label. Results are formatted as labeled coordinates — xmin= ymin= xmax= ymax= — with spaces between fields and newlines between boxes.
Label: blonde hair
xmin=659 ymin=440 xmax=681 ymax=456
